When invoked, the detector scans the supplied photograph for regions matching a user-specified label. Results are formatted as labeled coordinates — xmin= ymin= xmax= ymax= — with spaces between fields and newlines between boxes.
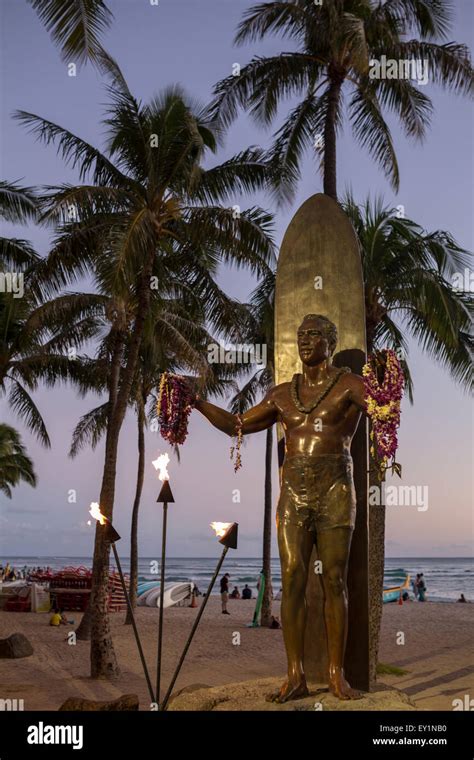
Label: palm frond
xmin=69 ymin=402 xmax=109 ymax=458
xmin=28 ymin=0 xmax=113 ymax=65
xmin=0 ymin=180 xmax=38 ymax=223
xmin=349 ymin=87 xmax=400 ymax=190
xmin=7 ymin=380 xmax=51 ymax=448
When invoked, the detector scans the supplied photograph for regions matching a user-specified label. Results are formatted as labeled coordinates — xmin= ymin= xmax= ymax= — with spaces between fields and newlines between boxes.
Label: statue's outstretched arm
xmin=195 ymin=391 xmax=278 ymax=436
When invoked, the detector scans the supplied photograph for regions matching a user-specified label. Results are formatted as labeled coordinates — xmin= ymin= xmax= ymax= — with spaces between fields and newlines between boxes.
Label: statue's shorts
xmin=277 ymin=454 xmax=356 ymax=533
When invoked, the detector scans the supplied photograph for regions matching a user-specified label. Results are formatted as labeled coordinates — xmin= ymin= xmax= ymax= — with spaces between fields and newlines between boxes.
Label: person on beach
xmin=417 ymin=574 xmax=427 ymax=601
xmin=457 ymin=594 xmax=467 ymax=603
xmin=230 ymin=586 xmax=241 ymax=599
xmin=242 ymin=584 xmax=252 ymax=600
xmin=220 ymin=573 xmax=230 ymax=614
xmin=49 ymin=608 xmax=68 ymax=626
xmin=50 ymin=610 xmax=62 ymax=626
xmin=412 ymin=574 xmax=420 ymax=599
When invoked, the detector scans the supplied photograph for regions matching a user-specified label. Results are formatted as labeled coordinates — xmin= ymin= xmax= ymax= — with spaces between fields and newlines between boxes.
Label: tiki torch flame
xmin=210 ymin=522 xmax=232 ymax=539
xmin=152 ymin=453 xmax=170 ymax=482
xmin=89 ymin=502 xmax=107 ymax=525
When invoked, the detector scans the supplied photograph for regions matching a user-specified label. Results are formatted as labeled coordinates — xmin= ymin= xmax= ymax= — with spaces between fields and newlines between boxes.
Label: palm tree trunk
xmin=125 ymin=394 xmax=146 ymax=625
xmin=75 ymin=327 xmax=125 ymax=643
xmin=89 ymin=258 xmax=155 ymax=678
xmin=260 ymin=426 xmax=273 ymax=627
xmin=323 ymin=77 xmax=342 ymax=201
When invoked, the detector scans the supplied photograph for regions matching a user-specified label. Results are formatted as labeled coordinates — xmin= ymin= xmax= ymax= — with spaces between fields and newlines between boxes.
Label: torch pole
xmin=160 ymin=544 xmax=229 ymax=711
xmin=110 ymin=542 xmax=155 ymax=704
xmin=156 ymin=501 xmax=168 ymax=708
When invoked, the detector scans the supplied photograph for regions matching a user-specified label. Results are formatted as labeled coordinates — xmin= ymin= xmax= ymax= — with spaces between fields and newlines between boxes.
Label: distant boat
xmin=383 ymin=574 xmax=411 ymax=604
xmin=137 ymin=581 xmax=194 ymax=608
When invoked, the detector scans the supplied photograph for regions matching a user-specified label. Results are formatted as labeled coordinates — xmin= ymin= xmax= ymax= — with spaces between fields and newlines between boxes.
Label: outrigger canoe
xmin=383 ymin=574 xmax=411 ymax=603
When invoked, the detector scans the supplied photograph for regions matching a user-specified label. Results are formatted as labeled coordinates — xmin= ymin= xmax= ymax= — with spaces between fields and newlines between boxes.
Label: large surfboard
xmin=274 ymin=193 xmax=369 ymax=690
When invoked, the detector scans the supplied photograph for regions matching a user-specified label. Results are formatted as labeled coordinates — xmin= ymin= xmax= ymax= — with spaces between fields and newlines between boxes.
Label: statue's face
xmin=297 ymin=318 xmax=331 ymax=366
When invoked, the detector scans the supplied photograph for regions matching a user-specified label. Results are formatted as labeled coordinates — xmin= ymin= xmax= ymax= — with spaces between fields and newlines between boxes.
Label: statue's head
xmin=297 ymin=314 xmax=337 ymax=365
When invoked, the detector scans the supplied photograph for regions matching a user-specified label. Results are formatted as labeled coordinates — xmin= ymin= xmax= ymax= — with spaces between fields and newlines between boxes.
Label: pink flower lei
xmin=362 ymin=349 xmax=404 ymax=477
xmin=157 ymin=373 xmax=194 ymax=446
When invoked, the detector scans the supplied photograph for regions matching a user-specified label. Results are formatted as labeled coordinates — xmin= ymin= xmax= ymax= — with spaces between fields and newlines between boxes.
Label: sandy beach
xmin=0 ymin=598 xmax=472 ymax=711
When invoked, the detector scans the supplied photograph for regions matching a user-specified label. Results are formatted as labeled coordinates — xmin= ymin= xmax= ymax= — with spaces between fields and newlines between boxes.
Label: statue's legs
xmin=266 ymin=507 xmax=314 ymax=703
xmin=317 ymin=526 xmax=362 ymax=699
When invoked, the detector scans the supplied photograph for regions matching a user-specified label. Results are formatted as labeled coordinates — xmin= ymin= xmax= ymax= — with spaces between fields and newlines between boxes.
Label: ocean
xmin=1 ymin=556 xmax=472 ymax=602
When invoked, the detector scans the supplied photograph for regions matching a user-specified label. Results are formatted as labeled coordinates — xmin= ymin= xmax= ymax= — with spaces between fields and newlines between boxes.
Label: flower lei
xmin=157 ymin=372 xmax=194 ymax=445
xmin=362 ymin=349 xmax=404 ymax=478
xmin=230 ymin=414 xmax=243 ymax=473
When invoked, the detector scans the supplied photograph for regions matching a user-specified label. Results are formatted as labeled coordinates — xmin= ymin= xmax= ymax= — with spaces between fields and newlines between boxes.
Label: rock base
xmin=168 ymin=677 xmax=418 ymax=711
xmin=59 ymin=694 xmax=139 ymax=711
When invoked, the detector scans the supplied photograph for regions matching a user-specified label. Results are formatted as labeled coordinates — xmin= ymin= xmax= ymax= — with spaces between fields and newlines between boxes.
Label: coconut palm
xmin=0 ymin=282 xmax=104 ymax=448
xmin=0 ymin=423 xmax=36 ymax=497
xmin=344 ymin=193 xmax=473 ymax=389
xmin=70 ymin=293 xmax=244 ymax=626
xmin=15 ymin=55 xmax=275 ymax=677
xmin=211 ymin=0 xmax=473 ymax=201
xmin=0 ymin=180 xmax=39 ymax=270
xmin=27 ymin=0 xmax=113 ymax=66
xmin=228 ymin=268 xmax=275 ymax=626
xmin=343 ymin=192 xmax=473 ymax=680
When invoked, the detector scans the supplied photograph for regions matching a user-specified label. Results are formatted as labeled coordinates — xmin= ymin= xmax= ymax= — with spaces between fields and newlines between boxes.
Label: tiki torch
xmin=152 ymin=453 xmax=174 ymax=708
xmin=160 ymin=521 xmax=238 ymax=711
xmin=88 ymin=503 xmax=155 ymax=703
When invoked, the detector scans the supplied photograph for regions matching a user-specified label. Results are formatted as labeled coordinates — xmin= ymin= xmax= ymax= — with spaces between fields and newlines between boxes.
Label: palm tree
xmin=229 ymin=268 xmax=275 ymax=626
xmin=211 ymin=0 xmax=473 ymax=201
xmin=27 ymin=0 xmax=113 ymax=66
xmin=70 ymin=295 xmax=243 ymax=627
xmin=0 ymin=181 xmax=39 ymax=269
xmin=0 ymin=423 xmax=36 ymax=497
xmin=344 ymin=193 xmax=472 ymax=390
xmin=0 ymin=283 xmax=108 ymax=449
xmin=344 ymin=193 xmax=472 ymax=680
xmin=15 ymin=55 xmax=275 ymax=677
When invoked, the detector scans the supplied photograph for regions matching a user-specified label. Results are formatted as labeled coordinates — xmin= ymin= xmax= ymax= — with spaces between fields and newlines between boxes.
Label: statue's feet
xmin=329 ymin=669 xmax=363 ymax=700
xmin=266 ymin=677 xmax=309 ymax=704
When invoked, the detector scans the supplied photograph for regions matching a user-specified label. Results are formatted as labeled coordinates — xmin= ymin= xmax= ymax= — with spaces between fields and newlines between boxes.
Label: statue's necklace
xmin=290 ymin=367 xmax=350 ymax=414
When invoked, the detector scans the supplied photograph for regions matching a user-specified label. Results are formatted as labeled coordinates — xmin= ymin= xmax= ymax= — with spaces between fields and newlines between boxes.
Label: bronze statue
xmin=195 ymin=314 xmax=366 ymax=701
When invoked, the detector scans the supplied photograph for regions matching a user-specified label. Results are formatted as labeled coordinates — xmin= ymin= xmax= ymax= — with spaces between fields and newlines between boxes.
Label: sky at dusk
xmin=0 ymin=0 xmax=472 ymax=560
